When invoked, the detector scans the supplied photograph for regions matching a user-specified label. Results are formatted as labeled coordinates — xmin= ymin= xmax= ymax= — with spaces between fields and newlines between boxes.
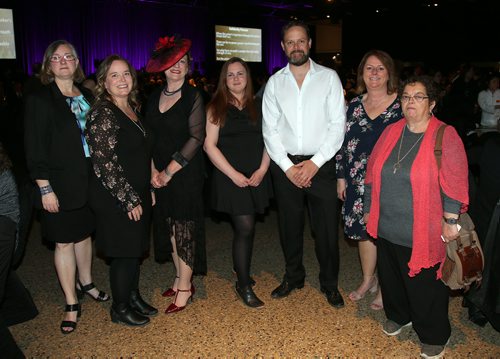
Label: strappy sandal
xmin=77 ymin=281 xmax=110 ymax=302
xmin=60 ymin=303 xmax=81 ymax=335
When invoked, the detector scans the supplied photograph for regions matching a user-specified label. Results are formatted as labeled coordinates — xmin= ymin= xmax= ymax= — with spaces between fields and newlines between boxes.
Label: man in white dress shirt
xmin=262 ymin=20 xmax=346 ymax=308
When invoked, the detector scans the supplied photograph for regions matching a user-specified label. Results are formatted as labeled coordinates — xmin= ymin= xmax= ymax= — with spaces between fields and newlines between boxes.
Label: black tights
xmin=109 ymin=257 xmax=140 ymax=305
xmin=231 ymin=214 xmax=255 ymax=287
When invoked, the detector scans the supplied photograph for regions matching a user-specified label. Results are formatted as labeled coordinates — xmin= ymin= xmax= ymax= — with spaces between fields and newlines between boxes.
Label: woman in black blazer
xmin=24 ymin=40 xmax=108 ymax=334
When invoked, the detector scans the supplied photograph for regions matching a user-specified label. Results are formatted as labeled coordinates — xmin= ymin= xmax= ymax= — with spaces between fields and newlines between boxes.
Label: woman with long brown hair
xmin=86 ymin=55 xmax=157 ymax=326
xmin=204 ymin=57 xmax=272 ymax=308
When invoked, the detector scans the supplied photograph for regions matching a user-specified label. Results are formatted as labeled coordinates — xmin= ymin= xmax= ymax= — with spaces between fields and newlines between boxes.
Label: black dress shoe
xmin=232 ymin=268 xmax=256 ymax=287
xmin=468 ymin=305 xmax=488 ymax=327
xmin=235 ymin=283 xmax=264 ymax=308
xmin=130 ymin=290 xmax=158 ymax=316
xmin=271 ymin=280 xmax=304 ymax=299
xmin=110 ymin=303 xmax=150 ymax=327
xmin=325 ymin=289 xmax=344 ymax=308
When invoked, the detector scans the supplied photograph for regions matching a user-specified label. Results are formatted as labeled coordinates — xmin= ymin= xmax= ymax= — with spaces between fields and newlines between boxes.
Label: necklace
xmin=130 ymin=118 xmax=147 ymax=137
xmin=393 ymin=126 xmax=425 ymax=174
xmin=163 ymin=84 xmax=182 ymax=96
xmin=119 ymin=104 xmax=147 ymax=137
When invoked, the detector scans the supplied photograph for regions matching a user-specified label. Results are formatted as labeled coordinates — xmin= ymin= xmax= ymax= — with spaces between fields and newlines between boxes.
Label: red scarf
xmin=365 ymin=117 xmax=469 ymax=277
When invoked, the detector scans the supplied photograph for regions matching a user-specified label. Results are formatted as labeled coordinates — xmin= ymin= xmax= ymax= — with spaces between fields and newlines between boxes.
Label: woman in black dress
xmin=86 ymin=55 xmax=157 ymax=327
xmin=24 ymin=40 xmax=108 ymax=334
xmin=204 ymin=57 xmax=272 ymax=308
xmin=146 ymin=35 xmax=206 ymax=314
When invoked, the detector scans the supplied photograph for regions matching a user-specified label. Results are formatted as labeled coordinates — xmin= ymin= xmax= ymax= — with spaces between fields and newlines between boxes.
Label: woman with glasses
xmin=204 ymin=57 xmax=272 ymax=308
xmin=335 ymin=50 xmax=402 ymax=311
xmin=24 ymin=40 xmax=108 ymax=334
xmin=364 ymin=75 xmax=468 ymax=358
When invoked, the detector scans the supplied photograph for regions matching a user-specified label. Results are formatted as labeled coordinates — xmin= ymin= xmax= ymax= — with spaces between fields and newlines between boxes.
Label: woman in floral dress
xmin=336 ymin=50 xmax=402 ymax=310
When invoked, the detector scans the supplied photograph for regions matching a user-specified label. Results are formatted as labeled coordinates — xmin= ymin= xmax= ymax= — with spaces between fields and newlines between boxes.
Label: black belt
xmin=287 ymin=154 xmax=313 ymax=164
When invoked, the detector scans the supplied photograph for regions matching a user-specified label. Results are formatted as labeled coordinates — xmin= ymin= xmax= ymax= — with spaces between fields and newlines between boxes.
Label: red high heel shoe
xmin=161 ymin=276 xmax=179 ymax=297
xmin=162 ymin=279 xmax=195 ymax=298
xmin=165 ymin=288 xmax=193 ymax=314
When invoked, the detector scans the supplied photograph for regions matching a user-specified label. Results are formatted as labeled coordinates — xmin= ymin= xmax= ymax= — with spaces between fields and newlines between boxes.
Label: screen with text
xmin=0 ymin=8 xmax=16 ymax=59
xmin=215 ymin=25 xmax=261 ymax=62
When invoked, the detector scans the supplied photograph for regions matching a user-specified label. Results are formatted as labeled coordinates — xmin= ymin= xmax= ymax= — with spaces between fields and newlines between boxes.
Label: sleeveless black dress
xmin=211 ymin=104 xmax=272 ymax=215
xmin=86 ymin=101 xmax=152 ymax=258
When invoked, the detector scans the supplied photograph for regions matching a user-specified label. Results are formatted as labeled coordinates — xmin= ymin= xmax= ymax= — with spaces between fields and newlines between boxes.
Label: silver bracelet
xmin=39 ymin=185 xmax=53 ymax=196
xmin=164 ymin=169 xmax=173 ymax=178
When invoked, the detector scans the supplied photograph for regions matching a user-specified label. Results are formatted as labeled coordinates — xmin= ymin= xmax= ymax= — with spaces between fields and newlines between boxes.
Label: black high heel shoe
xmin=60 ymin=303 xmax=81 ymax=334
xmin=232 ymin=268 xmax=256 ymax=287
xmin=77 ymin=280 xmax=110 ymax=302
xmin=235 ymin=282 xmax=264 ymax=309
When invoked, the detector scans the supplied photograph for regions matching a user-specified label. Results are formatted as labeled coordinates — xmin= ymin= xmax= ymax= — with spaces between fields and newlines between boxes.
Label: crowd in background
xmin=1 ymin=60 xmax=498 ymax=154
xmin=0 ymin=43 xmax=499 ymax=357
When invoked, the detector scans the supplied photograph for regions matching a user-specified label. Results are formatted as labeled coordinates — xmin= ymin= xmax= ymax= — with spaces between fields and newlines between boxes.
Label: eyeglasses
xmin=284 ymin=39 xmax=308 ymax=48
xmin=401 ymin=94 xmax=429 ymax=103
xmin=50 ymin=54 xmax=76 ymax=62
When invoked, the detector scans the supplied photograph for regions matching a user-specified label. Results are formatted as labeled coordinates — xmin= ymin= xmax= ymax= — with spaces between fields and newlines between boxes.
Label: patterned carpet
xmin=10 ymin=208 xmax=500 ymax=358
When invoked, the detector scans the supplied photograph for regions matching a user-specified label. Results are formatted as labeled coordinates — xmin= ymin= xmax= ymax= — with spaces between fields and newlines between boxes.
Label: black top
xmin=86 ymin=100 xmax=152 ymax=257
xmin=145 ymin=82 xmax=207 ymax=273
xmin=145 ymin=82 xmax=206 ymax=219
xmin=210 ymin=103 xmax=272 ymax=215
xmin=24 ymin=82 xmax=94 ymax=210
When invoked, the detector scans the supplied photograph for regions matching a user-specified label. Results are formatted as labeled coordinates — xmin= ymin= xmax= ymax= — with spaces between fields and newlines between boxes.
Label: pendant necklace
xmin=121 ymin=104 xmax=147 ymax=137
xmin=393 ymin=125 xmax=425 ymax=174
xmin=130 ymin=118 xmax=147 ymax=137
xmin=163 ymin=84 xmax=182 ymax=96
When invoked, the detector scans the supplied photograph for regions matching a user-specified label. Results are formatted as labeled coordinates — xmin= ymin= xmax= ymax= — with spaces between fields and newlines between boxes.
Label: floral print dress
xmin=335 ymin=95 xmax=402 ymax=240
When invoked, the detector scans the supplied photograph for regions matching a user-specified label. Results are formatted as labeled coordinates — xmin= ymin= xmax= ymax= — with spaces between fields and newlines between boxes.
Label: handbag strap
xmin=434 ymin=124 xmax=447 ymax=169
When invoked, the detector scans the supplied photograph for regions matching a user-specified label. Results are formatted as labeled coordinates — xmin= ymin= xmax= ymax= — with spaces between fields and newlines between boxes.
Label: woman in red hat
xmin=146 ymin=35 xmax=206 ymax=314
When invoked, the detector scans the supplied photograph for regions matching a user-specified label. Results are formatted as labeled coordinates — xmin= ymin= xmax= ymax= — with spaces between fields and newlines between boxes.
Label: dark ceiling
xmin=130 ymin=0 xmax=500 ymax=65
xmin=132 ymin=0 xmax=495 ymax=24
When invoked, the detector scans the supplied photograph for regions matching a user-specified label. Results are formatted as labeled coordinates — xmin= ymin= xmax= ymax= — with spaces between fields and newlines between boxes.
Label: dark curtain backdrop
xmin=14 ymin=0 xmax=287 ymax=77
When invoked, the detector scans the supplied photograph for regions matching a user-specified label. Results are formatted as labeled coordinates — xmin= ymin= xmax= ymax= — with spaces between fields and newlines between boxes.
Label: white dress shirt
xmin=478 ymin=88 xmax=500 ymax=127
xmin=262 ymin=59 xmax=346 ymax=172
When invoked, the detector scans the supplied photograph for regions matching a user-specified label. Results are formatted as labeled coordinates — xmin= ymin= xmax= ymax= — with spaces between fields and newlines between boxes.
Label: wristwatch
xmin=443 ymin=216 xmax=459 ymax=225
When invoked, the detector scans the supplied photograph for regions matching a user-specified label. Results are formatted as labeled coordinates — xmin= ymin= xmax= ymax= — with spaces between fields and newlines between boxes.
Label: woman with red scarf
xmin=364 ymin=76 xmax=468 ymax=359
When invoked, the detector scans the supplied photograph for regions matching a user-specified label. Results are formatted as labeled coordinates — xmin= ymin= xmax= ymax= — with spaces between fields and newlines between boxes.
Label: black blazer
xmin=24 ymin=82 xmax=94 ymax=210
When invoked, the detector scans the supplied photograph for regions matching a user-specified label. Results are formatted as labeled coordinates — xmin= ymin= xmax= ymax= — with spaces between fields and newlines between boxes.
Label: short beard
xmin=287 ymin=51 xmax=309 ymax=66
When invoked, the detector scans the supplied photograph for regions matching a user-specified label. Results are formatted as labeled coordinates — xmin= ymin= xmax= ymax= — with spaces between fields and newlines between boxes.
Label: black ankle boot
xmin=129 ymin=290 xmax=158 ymax=316
xmin=235 ymin=282 xmax=264 ymax=309
xmin=110 ymin=303 xmax=150 ymax=327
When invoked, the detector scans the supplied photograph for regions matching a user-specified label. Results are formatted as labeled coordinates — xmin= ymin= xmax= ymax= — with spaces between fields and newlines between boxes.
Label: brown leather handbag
xmin=434 ymin=125 xmax=484 ymax=290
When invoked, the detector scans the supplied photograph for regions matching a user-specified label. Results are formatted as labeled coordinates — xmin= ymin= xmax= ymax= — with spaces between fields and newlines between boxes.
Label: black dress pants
xmin=377 ymin=238 xmax=451 ymax=345
xmin=270 ymin=159 xmax=339 ymax=291
xmin=0 ymin=216 xmax=25 ymax=358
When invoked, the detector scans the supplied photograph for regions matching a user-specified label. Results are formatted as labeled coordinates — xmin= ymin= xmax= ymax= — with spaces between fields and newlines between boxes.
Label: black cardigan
xmin=24 ymin=82 xmax=94 ymax=210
